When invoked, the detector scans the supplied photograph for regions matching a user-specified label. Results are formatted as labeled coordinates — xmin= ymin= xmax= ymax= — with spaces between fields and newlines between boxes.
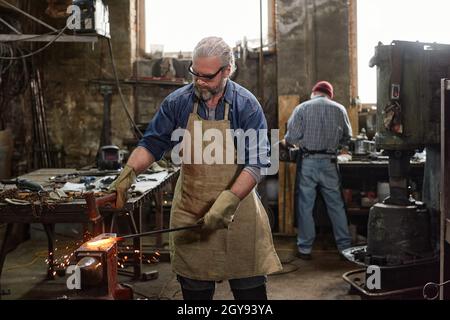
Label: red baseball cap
xmin=312 ymin=81 xmax=334 ymax=99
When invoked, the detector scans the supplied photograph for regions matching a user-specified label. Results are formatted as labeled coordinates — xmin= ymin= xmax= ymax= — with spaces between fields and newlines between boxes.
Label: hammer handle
xmin=84 ymin=192 xmax=117 ymax=221
xmin=95 ymin=193 xmax=117 ymax=208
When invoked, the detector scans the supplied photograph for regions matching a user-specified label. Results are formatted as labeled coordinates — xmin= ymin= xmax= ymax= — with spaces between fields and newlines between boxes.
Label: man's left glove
xmin=197 ymin=190 xmax=241 ymax=231
xmin=108 ymin=164 xmax=136 ymax=208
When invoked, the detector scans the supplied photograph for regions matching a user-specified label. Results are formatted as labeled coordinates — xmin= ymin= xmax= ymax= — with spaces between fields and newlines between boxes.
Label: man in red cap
xmin=312 ymin=81 xmax=334 ymax=99
xmin=283 ymin=81 xmax=352 ymax=260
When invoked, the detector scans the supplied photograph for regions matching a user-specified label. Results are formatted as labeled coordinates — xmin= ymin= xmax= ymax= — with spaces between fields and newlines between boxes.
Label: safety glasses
xmin=188 ymin=61 xmax=227 ymax=80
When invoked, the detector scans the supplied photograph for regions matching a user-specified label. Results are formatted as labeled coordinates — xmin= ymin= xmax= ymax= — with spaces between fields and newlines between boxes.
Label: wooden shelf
xmin=0 ymin=34 xmax=99 ymax=43
xmin=89 ymin=78 xmax=188 ymax=87
xmin=125 ymin=78 xmax=188 ymax=86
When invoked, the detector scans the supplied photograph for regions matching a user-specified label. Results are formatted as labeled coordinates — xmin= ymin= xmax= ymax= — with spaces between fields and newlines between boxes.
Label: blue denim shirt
xmin=138 ymin=80 xmax=270 ymax=168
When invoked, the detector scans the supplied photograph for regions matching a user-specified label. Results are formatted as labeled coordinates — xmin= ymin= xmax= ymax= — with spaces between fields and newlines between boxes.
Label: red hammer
xmin=84 ymin=192 xmax=117 ymax=236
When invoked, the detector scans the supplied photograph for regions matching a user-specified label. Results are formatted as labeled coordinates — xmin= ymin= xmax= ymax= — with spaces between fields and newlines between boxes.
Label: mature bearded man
xmin=110 ymin=37 xmax=282 ymax=300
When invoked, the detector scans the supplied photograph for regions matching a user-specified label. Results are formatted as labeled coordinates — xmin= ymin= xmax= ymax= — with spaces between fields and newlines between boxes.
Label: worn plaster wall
xmin=235 ymin=53 xmax=278 ymax=131
xmin=277 ymin=0 xmax=350 ymax=105
xmin=41 ymin=0 xmax=136 ymax=168
xmin=4 ymin=0 xmax=137 ymax=169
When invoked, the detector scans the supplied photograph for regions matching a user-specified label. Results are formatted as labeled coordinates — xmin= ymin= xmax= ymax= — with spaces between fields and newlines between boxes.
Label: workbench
xmin=311 ymin=160 xmax=425 ymax=238
xmin=338 ymin=160 xmax=425 ymax=213
xmin=0 ymin=168 xmax=180 ymax=294
xmin=278 ymin=158 xmax=425 ymax=235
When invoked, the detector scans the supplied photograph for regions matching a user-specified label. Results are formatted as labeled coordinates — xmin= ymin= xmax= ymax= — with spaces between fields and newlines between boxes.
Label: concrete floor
xmin=0 ymin=225 xmax=361 ymax=300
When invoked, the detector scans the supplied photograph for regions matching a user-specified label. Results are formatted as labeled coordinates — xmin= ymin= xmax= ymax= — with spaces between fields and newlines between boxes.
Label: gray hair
xmin=193 ymin=36 xmax=236 ymax=75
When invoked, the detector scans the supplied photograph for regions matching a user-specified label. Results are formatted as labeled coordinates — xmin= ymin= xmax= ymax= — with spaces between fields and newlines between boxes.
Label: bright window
xmin=358 ymin=0 xmax=450 ymax=103
xmin=145 ymin=0 xmax=269 ymax=55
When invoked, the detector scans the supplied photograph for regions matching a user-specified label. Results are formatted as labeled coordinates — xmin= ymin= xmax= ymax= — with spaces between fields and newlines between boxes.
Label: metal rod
xmin=0 ymin=17 xmax=22 ymax=34
xmin=440 ymin=78 xmax=450 ymax=300
xmin=118 ymin=224 xmax=202 ymax=240
xmin=0 ymin=0 xmax=58 ymax=32
xmin=342 ymin=269 xmax=424 ymax=298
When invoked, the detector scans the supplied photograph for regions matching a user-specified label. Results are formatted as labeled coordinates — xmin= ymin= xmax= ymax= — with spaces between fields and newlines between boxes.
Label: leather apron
xmin=169 ymin=100 xmax=282 ymax=281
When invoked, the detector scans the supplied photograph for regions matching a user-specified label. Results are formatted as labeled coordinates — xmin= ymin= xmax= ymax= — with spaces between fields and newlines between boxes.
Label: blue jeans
xmin=295 ymin=157 xmax=351 ymax=254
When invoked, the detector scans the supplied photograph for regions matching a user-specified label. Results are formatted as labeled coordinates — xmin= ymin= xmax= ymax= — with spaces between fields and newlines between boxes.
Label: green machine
xmin=343 ymin=42 xmax=450 ymax=298
xmin=372 ymin=41 xmax=450 ymax=150
xmin=367 ymin=41 xmax=450 ymax=265
xmin=366 ymin=41 xmax=450 ymax=266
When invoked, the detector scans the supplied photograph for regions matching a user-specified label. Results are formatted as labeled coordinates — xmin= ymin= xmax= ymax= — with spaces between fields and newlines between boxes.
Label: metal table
xmin=0 ymin=168 xmax=179 ymax=294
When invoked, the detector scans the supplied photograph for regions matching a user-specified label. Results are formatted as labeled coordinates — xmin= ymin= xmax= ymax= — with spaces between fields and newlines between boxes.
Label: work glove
xmin=197 ymin=190 xmax=241 ymax=231
xmin=108 ymin=164 xmax=136 ymax=208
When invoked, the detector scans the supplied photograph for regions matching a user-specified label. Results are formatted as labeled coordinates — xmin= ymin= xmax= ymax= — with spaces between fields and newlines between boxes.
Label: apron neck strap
xmin=224 ymin=102 xmax=230 ymax=121
xmin=193 ymin=98 xmax=230 ymax=121
xmin=193 ymin=100 xmax=199 ymax=115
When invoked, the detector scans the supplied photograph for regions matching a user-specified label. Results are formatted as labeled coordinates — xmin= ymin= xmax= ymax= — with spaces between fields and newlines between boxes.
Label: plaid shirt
xmin=285 ymin=96 xmax=352 ymax=152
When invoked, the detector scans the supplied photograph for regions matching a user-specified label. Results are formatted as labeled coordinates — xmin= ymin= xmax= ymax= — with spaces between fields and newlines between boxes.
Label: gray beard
xmin=194 ymin=78 xmax=227 ymax=102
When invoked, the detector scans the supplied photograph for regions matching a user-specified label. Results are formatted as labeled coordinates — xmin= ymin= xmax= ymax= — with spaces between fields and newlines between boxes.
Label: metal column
xmin=440 ymin=78 xmax=450 ymax=299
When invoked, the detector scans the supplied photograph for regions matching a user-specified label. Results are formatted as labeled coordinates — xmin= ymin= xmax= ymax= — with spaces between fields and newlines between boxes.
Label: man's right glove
xmin=197 ymin=190 xmax=241 ymax=231
xmin=108 ymin=164 xmax=136 ymax=208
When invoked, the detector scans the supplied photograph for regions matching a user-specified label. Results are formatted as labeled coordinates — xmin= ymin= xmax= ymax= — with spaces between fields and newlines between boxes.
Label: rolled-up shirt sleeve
xmin=234 ymin=97 xmax=270 ymax=176
xmin=243 ymin=166 xmax=262 ymax=184
xmin=137 ymin=98 xmax=177 ymax=161
xmin=339 ymin=110 xmax=352 ymax=146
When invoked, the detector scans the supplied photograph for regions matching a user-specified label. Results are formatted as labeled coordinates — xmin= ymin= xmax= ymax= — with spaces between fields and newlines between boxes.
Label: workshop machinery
xmin=71 ymin=0 xmax=110 ymax=38
xmin=63 ymin=192 xmax=200 ymax=300
xmin=73 ymin=233 xmax=132 ymax=299
xmin=343 ymin=41 xmax=450 ymax=299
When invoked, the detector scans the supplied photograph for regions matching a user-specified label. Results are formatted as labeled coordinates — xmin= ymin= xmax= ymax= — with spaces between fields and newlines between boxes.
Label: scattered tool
xmin=83 ymin=191 xmax=202 ymax=246
xmin=49 ymin=173 xmax=79 ymax=183
xmin=80 ymin=176 xmax=97 ymax=190
xmin=135 ymin=177 xmax=158 ymax=182
xmin=0 ymin=178 xmax=44 ymax=192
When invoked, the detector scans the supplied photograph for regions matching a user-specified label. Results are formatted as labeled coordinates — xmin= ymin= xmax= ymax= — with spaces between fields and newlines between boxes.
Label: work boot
xmin=296 ymin=251 xmax=312 ymax=260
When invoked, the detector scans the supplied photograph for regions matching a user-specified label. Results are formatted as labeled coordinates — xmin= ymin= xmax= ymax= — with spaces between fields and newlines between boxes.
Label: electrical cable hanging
xmin=6 ymin=29 xmax=61 ymax=43
xmin=107 ymin=37 xmax=143 ymax=140
xmin=0 ymin=0 xmax=143 ymax=140
xmin=0 ymin=25 xmax=69 ymax=60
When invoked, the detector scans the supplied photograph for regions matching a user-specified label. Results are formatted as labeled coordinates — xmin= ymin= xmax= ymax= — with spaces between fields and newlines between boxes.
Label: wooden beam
xmin=446 ymin=219 xmax=450 ymax=244
xmin=268 ymin=0 xmax=276 ymax=52
xmin=348 ymin=0 xmax=359 ymax=137
xmin=278 ymin=95 xmax=300 ymax=235
xmin=348 ymin=0 xmax=358 ymax=99
xmin=0 ymin=34 xmax=99 ymax=43
xmin=137 ymin=0 xmax=146 ymax=57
